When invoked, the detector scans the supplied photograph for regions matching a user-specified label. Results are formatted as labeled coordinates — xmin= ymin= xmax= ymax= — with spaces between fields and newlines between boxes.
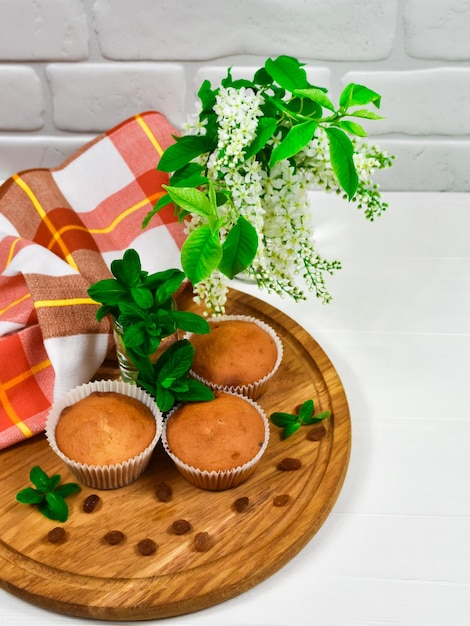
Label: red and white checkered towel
xmin=0 ymin=111 xmax=186 ymax=450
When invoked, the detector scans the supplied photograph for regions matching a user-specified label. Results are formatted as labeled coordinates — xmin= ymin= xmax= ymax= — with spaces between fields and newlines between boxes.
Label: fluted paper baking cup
xmin=45 ymin=379 xmax=163 ymax=489
xmin=161 ymin=391 xmax=270 ymax=491
xmin=188 ymin=314 xmax=283 ymax=400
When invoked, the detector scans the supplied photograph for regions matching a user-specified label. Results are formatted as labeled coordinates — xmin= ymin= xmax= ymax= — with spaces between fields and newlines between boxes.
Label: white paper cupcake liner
xmin=161 ymin=391 xmax=270 ymax=491
xmin=187 ymin=314 xmax=283 ymax=400
xmin=45 ymin=379 xmax=163 ymax=490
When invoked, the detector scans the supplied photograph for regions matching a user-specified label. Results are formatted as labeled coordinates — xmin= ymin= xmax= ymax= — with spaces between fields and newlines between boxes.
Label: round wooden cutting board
xmin=0 ymin=287 xmax=351 ymax=621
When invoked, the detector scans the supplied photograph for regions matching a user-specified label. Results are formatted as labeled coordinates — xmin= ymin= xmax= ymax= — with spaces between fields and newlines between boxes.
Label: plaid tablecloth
xmin=0 ymin=111 xmax=186 ymax=450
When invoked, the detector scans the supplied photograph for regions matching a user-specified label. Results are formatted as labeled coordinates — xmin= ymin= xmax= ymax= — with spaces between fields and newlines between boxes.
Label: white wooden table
xmin=2 ymin=191 xmax=469 ymax=625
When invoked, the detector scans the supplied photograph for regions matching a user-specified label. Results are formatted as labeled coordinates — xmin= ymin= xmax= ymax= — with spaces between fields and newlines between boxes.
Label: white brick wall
xmin=0 ymin=0 xmax=469 ymax=191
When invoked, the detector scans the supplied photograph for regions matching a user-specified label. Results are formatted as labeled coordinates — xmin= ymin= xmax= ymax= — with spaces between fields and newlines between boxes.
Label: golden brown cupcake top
xmin=55 ymin=391 xmax=156 ymax=466
xmin=165 ymin=392 xmax=266 ymax=472
xmin=189 ymin=319 xmax=278 ymax=386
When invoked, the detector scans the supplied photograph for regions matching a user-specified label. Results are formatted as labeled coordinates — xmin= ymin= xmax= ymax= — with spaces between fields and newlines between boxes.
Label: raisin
xmin=47 ymin=527 xmax=66 ymax=543
xmin=83 ymin=494 xmax=100 ymax=513
xmin=138 ymin=538 xmax=157 ymax=556
xmin=307 ymin=425 xmax=326 ymax=441
xmin=156 ymin=481 xmax=172 ymax=502
xmin=278 ymin=457 xmax=302 ymax=471
xmin=171 ymin=519 xmax=192 ymax=535
xmin=233 ymin=496 xmax=249 ymax=512
xmin=194 ymin=531 xmax=211 ymax=552
xmin=103 ymin=530 xmax=125 ymax=545
xmin=273 ymin=494 xmax=290 ymax=507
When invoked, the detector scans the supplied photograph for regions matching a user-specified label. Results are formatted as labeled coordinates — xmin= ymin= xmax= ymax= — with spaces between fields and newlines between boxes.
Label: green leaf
xmin=16 ymin=487 xmax=44 ymax=505
xmin=169 ymin=310 xmax=210 ymax=334
xmin=157 ymin=135 xmax=215 ymax=172
xmin=243 ymin=117 xmax=277 ymax=161
xmin=219 ymin=216 xmax=258 ymax=279
xmin=157 ymin=339 xmax=195 ymax=381
xmin=340 ymin=83 xmax=381 ymax=110
xmin=348 ymin=108 xmax=384 ymax=121
xmin=339 ymin=120 xmax=368 ymax=138
xmin=265 ymin=55 xmax=310 ymax=92
xmin=155 ymin=385 xmax=175 ymax=413
xmin=298 ymin=399 xmax=314 ymax=422
xmin=303 ymin=410 xmax=331 ymax=425
xmin=175 ymin=378 xmax=215 ymax=402
xmin=88 ymin=279 xmax=127 ymax=306
xmin=30 ymin=465 xmax=51 ymax=491
xmin=324 ymin=126 xmax=358 ymax=200
xmin=282 ymin=422 xmax=301 ymax=439
xmin=180 ymin=225 xmax=223 ymax=284
xmin=113 ymin=248 xmax=142 ymax=286
xmin=269 ymin=120 xmax=317 ymax=167
xmin=43 ymin=492 xmax=69 ymax=523
xmin=47 ymin=474 xmax=62 ymax=491
xmin=130 ymin=285 xmax=154 ymax=309
xmin=169 ymin=162 xmax=208 ymax=189
xmin=293 ymin=88 xmax=335 ymax=112
xmin=163 ymin=185 xmax=213 ymax=219
xmin=54 ymin=482 xmax=82 ymax=498
xmin=270 ymin=412 xmax=297 ymax=427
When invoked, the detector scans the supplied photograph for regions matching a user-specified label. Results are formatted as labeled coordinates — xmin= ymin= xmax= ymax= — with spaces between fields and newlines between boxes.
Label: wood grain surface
xmin=0 ymin=286 xmax=351 ymax=621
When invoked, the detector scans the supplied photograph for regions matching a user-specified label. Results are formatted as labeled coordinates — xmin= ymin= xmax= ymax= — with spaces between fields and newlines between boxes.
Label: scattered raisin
xmin=103 ymin=530 xmax=125 ymax=545
xmin=137 ymin=538 xmax=157 ymax=556
xmin=307 ymin=425 xmax=326 ymax=441
xmin=83 ymin=494 xmax=100 ymax=513
xmin=278 ymin=457 xmax=302 ymax=471
xmin=171 ymin=519 xmax=192 ymax=535
xmin=47 ymin=527 xmax=66 ymax=543
xmin=156 ymin=481 xmax=172 ymax=502
xmin=273 ymin=494 xmax=290 ymax=507
xmin=233 ymin=496 xmax=249 ymax=512
xmin=194 ymin=531 xmax=211 ymax=552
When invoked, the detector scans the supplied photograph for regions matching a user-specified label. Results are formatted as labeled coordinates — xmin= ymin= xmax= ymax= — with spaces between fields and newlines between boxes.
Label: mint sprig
xmin=136 ymin=338 xmax=214 ymax=412
xmin=16 ymin=466 xmax=81 ymax=522
xmin=270 ymin=399 xmax=330 ymax=439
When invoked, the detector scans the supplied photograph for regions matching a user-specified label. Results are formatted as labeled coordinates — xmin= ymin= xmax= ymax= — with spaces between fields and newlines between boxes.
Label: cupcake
xmin=188 ymin=315 xmax=283 ymax=400
xmin=161 ymin=390 xmax=270 ymax=491
xmin=45 ymin=379 xmax=163 ymax=489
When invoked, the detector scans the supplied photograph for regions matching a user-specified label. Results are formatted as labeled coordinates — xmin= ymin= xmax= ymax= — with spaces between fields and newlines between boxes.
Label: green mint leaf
xmin=282 ymin=422 xmax=301 ymax=439
xmin=54 ymin=482 xmax=81 ymax=498
xmin=43 ymin=492 xmax=69 ymax=522
xmin=265 ymin=55 xmax=310 ymax=92
xmin=157 ymin=135 xmax=215 ymax=172
xmin=130 ymin=285 xmax=154 ymax=309
xmin=324 ymin=126 xmax=358 ymax=200
xmin=163 ymin=185 xmax=213 ymax=219
xmin=88 ymin=279 xmax=128 ymax=307
xmin=175 ymin=378 xmax=215 ymax=403
xmin=157 ymin=339 xmax=195 ymax=381
xmin=155 ymin=384 xmax=175 ymax=413
xmin=298 ymin=399 xmax=314 ymax=422
xmin=219 ymin=216 xmax=258 ymax=279
xmin=339 ymin=120 xmax=368 ymax=138
xmin=293 ymin=87 xmax=335 ymax=112
xmin=154 ymin=273 xmax=184 ymax=305
xmin=269 ymin=120 xmax=317 ymax=167
xmin=30 ymin=465 xmax=51 ymax=491
xmin=16 ymin=487 xmax=45 ymax=505
xmin=113 ymin=248 xmax=142 ymax=286
xmin=303 ymin=410 xmax=331 ymax=425
xmin=270 ymin=412 xmax=297 ymax=427
xmin=46 ymin=474 xmax=62 ymax=491
xmin=180 ymin=224 xmax=223 ymax=284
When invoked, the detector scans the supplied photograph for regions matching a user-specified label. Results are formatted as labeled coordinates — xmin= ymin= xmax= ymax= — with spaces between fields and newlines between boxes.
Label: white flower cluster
xmin=186 ymin=86 xmax=392 ymax=313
